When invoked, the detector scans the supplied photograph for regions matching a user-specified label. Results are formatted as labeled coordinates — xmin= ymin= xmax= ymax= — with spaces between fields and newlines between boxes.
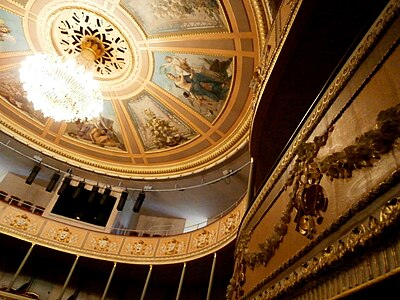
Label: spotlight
xmin=133 ymin=191 xmax=145 ymax=213
xmin=57 ymin=176 xmax=72 ymax=195
xmin=25 ymin=164 xmax=41 ymax=185
xmin=46 ymin=171 xmax=61 ymax=192
xmin=88 ymin=185 xmax=99 ymax=203
xmin=72 ymin=181 xmax=85 ymax=199
xmin=100 ymin=187 xmax=112 ymax=205
xmin=117 ymin=189 xmax=129 ymax=211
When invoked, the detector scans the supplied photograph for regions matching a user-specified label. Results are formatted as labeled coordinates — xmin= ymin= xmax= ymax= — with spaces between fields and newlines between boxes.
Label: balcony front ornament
xmin=232 ymin=101 xmax=400 ymax=285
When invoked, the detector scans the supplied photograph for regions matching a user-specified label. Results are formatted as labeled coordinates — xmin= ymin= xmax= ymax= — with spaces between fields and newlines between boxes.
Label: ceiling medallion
xmin=52 ymin=9 xmax=131 ymax=79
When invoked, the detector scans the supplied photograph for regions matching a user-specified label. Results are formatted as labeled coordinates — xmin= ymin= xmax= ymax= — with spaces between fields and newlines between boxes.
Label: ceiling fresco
xmin=121 ymin=0 xmax=229 ymax=35
xmin=0 ymin=0 xmax=261 ymax=179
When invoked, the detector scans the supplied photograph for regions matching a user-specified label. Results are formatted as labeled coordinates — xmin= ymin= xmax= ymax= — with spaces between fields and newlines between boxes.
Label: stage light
xmin=133 ymin=191 xmax=145 ymax=213
xmin=100 ymin=187 xmax=112 ymax=205
xmin=25 ymin=164 xmax=41 ymax=185
xmin=117 ymin=189 xmax=129 ymax=211
xmin=72 ymin=181 xmax=85 ymax=199
xmin=57 ymin=176 xmax=72 ymax=195
xmin=46 ymin=171 xmax=61 ymax=192
xmin=88 ymin=185 xmax=99 ymax=203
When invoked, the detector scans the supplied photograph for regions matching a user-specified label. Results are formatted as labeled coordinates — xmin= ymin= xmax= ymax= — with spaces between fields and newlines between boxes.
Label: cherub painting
xmin=153 ymin=52 xmax=233 ymax=121
xmin=126 ymin=92 xmax=197 ymax=151
xmin=65 ymin=100 xmax=126 ymax=151
xmin=0 ymin=9 xmax=30 ymax=52
xmin=122 ymin=0 xmax=227 ymax=35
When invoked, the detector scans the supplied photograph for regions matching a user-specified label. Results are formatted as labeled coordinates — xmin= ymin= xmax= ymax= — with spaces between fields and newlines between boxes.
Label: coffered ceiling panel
xmin=0 ymin=0 xmax=261 ymax=179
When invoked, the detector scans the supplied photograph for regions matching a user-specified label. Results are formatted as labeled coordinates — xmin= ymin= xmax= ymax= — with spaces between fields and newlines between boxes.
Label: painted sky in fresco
xmin=0 ymin=9 xmax=30 ymax=52
xmin=152 ymin=51 xmax=233 ymax=122
xmin=123 ymin=0 xmax=228 ymax=35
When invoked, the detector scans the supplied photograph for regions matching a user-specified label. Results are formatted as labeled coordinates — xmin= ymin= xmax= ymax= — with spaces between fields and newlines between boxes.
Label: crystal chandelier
xmin=19 ymin=36 xmax=105 ymax=122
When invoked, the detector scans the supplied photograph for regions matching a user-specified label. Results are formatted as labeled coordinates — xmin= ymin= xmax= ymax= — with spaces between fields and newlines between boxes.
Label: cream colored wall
xmin=0 ymin=172 xmax=53 ymax=207
xmin=136 ymin=214 xmax=186 ymax=235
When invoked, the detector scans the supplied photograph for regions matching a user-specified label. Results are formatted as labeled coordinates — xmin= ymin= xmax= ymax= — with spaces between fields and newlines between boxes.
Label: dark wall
xmin=250 ymin=0 xmax=391 ymax=197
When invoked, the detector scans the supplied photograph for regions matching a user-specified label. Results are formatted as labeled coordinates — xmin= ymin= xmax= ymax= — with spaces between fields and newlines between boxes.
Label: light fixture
xmin=133 ymin=191 xmax=145 ymax=213
xmin=19 ymin=36 xmax=105 ymax=122
xmin=46 ymin=171 xmax=61 ymax=192
xmin=88 ymin=185 xmax=99 ymax=203
xmin=100 ymin=187 xmax=112 ymax=205
xmin=25 ymin=164 xmax=41 ymax=185
xmin=73 ymin=181 xmax=86 ymax=199
xmin=58 ymin=176 xmax=72 ymax=195
xmin=117 ymin=189 xmax=129 ymax=211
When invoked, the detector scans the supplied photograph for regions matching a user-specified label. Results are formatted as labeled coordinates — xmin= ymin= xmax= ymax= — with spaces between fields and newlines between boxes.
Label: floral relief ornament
xmin=90 ymin=236 xmax=117 ymax=252
xmin=221 ymin=212 xmax=240 ymax=235
xmin=160 ymin=238 xmax=185 ymax=255
xmin=4 ymin=213 xmax=38 ymax=232
xmin=48 ymin=227 xmax=78 ymax=244
xmin=227 ymin=101 xmax=400 ymax=297
xmin=192 ymin=229 xmax=216 ymax=249
xmin=126 ymin=240 xmax=153 ymax=256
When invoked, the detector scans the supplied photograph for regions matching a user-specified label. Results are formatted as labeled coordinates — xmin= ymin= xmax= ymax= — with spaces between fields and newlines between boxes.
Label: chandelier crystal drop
xmin=19 ymin=52 xmax=104 ymax=122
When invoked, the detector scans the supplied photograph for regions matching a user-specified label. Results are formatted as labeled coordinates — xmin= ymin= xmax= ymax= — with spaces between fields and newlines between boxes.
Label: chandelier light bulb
xmin=19 ymin=53 xmax=104 ymax=122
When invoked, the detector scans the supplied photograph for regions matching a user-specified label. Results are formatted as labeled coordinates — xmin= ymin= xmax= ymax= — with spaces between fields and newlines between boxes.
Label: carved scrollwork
xmin=233 ymin=101 xmax=400 ymax=284
xmin=251 ymin=197 xmax=400 ymax=299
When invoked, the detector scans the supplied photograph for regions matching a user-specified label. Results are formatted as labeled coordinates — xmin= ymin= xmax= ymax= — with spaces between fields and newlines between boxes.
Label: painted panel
xmin=0 ymin=9 xmax=29 ymax=52
xmin=40 ymin=222 xmax=87 ymax=248
xmin=157 ymin=235 xmax=189 ymax=256
xmin=122 ymin=0 xmax=228 ymax=35
xmin=0 ymin=206 xmax=44 ymax=234
xmin=83 ymin=232 xmax=123 ymax=254
xmin=188 ymin=223 xmax=219 ymax=252
xmin=126 ymin=91 xmax=197 ymax=151
xmin=152 ymin=51 xmax=233 ymax=122
xmin=121 ymin=237 xmax=157 ymax=257
xmin=64 ymin=100 xmax=126 ymax=151
xmin=0 ymin=68 xmax=47 ymax=124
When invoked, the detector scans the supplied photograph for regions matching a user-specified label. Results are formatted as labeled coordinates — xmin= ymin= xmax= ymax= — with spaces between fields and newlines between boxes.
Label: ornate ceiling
xmin=0 ymin=0 xmax=262 ymax=179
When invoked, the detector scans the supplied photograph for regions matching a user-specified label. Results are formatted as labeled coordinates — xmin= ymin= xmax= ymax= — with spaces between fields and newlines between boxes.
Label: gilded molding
xmin=250 ymin=0 xmax=303 ymax=102
xmin=0 ymin=196 xmax=246 ymax=264
xmin=243 ymin=168 xmax=400 ymax=299
xmin=229 ymin=1 xmax=400 ymax=297
xmin=250 ymin=0 xmax=269 ymax=49
xmin=0 ymin=0 xmax=254 ymax=180
xmin=0 ymin=108 xmax=251 ymax=178
xmin=241 ymin=0 xmax=400 ymax=234
xmin=247 ymin=196 xmax=400 ymax=299
xmin=230 ymin=86 xmax=400 ymax=297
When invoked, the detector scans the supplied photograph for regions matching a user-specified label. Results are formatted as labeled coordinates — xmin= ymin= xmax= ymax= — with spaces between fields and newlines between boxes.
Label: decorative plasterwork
xmin=33 ymin=0 xmax=139 ymax=87
xmin=0 ymin=196 xmax=246 ymax=264
xmin=0 ymin=104 xmax=251 ymax=179
xmin=246 ymin=195 xmax=400 ymax=299
xmin=52 ymin=9 xmax=131 ymax=78
xmin=240 ymin=9 xmax=400 ymax=264
xmin=241 ymin=0 xmax=400 ymax=233
xmin=0 ymin=0 xmax=258 ymax=179
xmin=228 ymin=1 xmax=400 ymax=298
xmin=249 ymin=0 xmax=303 ymax=107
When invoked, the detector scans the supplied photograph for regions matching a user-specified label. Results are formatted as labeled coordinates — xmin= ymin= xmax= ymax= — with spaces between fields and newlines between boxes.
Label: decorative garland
xmin=226 ymin=102 xmax=400 ymax=298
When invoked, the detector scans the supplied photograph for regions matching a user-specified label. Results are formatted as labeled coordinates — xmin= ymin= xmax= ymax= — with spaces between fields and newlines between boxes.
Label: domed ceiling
xmin=0 ymin=0 xmax=262 ymax=179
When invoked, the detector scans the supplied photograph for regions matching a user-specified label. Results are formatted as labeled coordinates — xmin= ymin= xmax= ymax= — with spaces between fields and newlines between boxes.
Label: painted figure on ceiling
xmin=165 ymin=57 xmax=232 ymax=103
xmin=68 ymin=115 xmax=126 ymax=150
xmin=0 ymin=19 xmax=15 ymax=43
